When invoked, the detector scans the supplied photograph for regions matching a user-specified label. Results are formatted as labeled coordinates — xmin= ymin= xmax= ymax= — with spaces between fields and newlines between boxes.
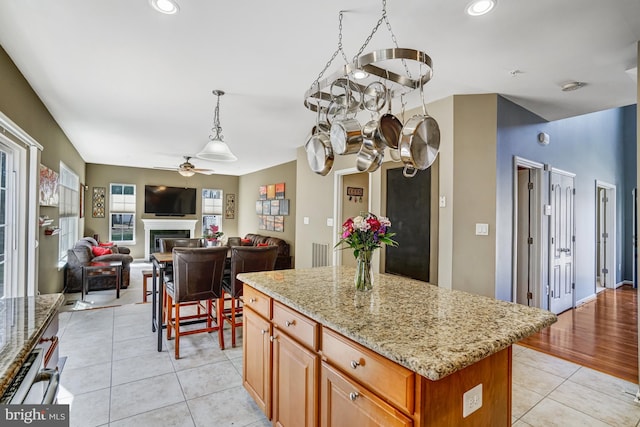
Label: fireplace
xmin=150 ymin=230 xmax=191 ymax=254
xmin=142 ymin=219 xmax=198 ymax=260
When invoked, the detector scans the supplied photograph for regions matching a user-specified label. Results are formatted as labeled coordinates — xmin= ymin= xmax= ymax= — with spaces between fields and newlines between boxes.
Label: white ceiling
xmin=0 ymin=0 xmax=638 ymax=176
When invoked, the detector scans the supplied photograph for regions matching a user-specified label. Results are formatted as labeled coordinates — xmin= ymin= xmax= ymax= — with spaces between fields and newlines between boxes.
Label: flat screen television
xmin=144 ymin=185 xmax=196 ymax=216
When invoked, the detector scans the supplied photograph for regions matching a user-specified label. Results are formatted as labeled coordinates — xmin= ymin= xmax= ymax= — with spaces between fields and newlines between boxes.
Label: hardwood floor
xmin=519 ymin=284 xmax=639 ymax=384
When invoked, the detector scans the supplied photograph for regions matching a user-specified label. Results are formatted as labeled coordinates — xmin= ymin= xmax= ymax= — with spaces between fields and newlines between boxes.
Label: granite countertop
xmin=238 ymin=266 xmax=557 ymax=381
xmin=0 ymin=294 xmax=65 ymax=396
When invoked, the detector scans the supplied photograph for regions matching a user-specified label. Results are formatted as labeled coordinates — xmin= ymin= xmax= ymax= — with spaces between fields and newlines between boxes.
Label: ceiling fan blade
xmin=194 ymin=169 xmax=215 ymax=175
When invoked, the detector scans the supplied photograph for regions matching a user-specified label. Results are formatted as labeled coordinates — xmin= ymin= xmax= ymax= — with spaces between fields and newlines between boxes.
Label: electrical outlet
xmin=462 ymin=383 xmax=482 ymax=418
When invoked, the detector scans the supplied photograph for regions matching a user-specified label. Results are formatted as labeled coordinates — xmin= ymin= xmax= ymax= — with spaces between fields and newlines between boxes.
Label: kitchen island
xmin=0 ymin=293 xmax=65 ymax=397
xmin=238 ymin=266 xmax=556 ymax=427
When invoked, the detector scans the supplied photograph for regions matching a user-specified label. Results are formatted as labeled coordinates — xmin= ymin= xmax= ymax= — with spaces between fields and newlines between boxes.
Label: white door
xmin=549 ymin=169 xmax=576 ymax=314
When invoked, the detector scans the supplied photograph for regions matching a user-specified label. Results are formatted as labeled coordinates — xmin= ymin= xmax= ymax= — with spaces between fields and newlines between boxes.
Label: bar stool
xmin=219 ymin=246 xmax=278 ymax=349
xmin=164 ymin=246 xmax=227 ymax=359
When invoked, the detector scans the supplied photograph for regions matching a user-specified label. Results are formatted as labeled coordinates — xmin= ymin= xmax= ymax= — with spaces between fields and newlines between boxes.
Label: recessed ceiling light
xmin=561 ymin=81 xmax=586 ymax=92
xmin=149 ymin=0 xmax=179 ymax=15
xmin=466 ymin=0 xmax=497 ymax=16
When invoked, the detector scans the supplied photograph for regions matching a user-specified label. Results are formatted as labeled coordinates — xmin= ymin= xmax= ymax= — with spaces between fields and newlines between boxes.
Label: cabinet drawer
xmin=321 ymin=328 xmax=414 ymax=415
xmin=243 ymin=285 xmax=271 ymax=319
xmin=273 ymin=301 xmax=319 ymax=350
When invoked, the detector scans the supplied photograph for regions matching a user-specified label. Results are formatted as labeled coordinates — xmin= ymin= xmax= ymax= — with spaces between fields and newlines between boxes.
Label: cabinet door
xmin=243 ymin=307 xmax=272 ymax=419
xmin=273 ymin=331 xmax=319 ymax=427
xmin=320 ymin=362 xmax=412 ymax=427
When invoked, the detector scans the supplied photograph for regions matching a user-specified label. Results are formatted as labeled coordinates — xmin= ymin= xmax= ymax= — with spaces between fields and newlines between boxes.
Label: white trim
xmin=141 ymin=218 xmax=198 ymax=260
xmin=576 ymin=293 xmax=597 ymax=307
xmin=512 ymin=156 xmax=544 ymax=308
xmin=594 ymin=180 xmax=617 ymax=291
xmin=333 ymin=167 xmax=358 ymax=267
xmin=0 ymin=111 xmax=44 ymax=150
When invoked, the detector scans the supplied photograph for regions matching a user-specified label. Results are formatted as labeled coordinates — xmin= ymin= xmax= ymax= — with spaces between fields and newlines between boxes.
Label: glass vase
xmin=354 ymin=250 xmax=373 ymax=291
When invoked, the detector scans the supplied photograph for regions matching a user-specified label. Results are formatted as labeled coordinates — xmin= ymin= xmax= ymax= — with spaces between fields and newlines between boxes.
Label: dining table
xmin=150 ymin=249 xmax=231 ymax=351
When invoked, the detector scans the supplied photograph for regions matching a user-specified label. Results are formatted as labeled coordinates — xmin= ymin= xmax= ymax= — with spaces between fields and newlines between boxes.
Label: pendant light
xmin=196 ymin=90 xmax=238 ymax=162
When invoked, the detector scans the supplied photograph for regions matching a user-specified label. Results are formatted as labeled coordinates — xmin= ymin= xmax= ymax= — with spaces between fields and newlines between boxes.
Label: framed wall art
xmin=39 ymin=164 xmax=59 ymax=207
xmin=92 ymin=187 xmax=106 ymax=218
xmin=225 ymin=193 xmax=235 ymax=219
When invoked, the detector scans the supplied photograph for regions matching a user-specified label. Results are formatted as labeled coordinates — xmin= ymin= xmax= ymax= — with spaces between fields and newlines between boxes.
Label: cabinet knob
xmin=270 ymin=335 xmax=277 ymax=342
xmin=350 ymin=360 xmax=360 ymax=369
xmin=349 ymin=391 xmax=359 ymax=401
xmin=285 ymin=320 xmax=294 ymax=327
xmin=260 ymin=329 xmax=267 ymax=335
xmin=249 ymin=298 xmax=256 ymax=303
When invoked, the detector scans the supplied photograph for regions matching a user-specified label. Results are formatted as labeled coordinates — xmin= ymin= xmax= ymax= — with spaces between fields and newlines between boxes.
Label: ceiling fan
xmin=156 ymin=156 xmax=215 ymax=177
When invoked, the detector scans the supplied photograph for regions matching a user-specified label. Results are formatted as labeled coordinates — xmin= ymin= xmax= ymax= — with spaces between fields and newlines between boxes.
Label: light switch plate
xmin=439 ymin=196 xmax=446 ymax=208
xmin=326 ymin=218 xmax=334 ymax=227
xmin=303 ymin=217 xmax=309 ymax=225
xmin=475 ymin=223 xmax=489 ymax=236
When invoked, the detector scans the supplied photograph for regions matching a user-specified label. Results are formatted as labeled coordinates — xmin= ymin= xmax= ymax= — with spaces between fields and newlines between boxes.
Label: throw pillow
xmin=91 ymin=246 xmax=112 ymax=256
xmin=256 ymin=243 xmax=269 ymax=247
xmin=241 ymin=239 xmax=252 ymax=245
xmin=99 ymin=241 xmax=115 ymax=247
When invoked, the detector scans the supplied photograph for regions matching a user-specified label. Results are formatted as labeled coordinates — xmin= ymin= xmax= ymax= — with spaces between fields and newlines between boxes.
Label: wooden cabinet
xmin=320 ymin=362 xmax=413 ymax=427
xmin=273 ymin=329 xmax=319 ymax=427
xmin=243 ymin=306 xmax=272 ymax=418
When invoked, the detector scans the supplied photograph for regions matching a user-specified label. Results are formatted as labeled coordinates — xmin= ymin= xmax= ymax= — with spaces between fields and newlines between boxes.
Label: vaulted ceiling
xmin=0 ymin=0 xmax=638 ymax=175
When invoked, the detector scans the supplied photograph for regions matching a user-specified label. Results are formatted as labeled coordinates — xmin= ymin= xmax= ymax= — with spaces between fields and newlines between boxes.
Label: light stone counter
xmin=0 ymin=294 xmax=65 ymax=396
xmin=238 ymin=266 xmax=557 ymax=381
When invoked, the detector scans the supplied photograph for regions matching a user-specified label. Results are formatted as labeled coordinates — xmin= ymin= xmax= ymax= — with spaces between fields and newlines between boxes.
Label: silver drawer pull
xmin=260 ymin=329 xmax=267 ymax=335
xmin=349 ymin=391 xmax=359 ymax=401
xmin=285 ymin=320 xmax=294 ymax=327
xmin=249 ymin=298 xmax=256 ymax=303
xmin=350 ymin=360 xmax=360 ymax=369
xmin=270 ymin=335 xmax=277 ymax=342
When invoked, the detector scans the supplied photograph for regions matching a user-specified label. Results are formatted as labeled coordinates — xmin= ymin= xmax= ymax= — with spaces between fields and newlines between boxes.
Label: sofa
xmin=65 ymin=237 xmax=134 ymax=292
xmin=240 ymin=233 xmax=292 ymax=270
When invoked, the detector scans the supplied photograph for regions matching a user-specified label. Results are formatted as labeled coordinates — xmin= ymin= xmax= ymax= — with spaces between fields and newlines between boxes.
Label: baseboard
xmin=576 ymin=293 xmax=597 ymax=307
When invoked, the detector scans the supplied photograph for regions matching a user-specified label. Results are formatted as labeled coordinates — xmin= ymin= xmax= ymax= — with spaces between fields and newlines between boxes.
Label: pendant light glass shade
xmin=196 ymin=90 xmax=237 ymax=162
xmin=196 ymin=137 xmax=238 ymax=162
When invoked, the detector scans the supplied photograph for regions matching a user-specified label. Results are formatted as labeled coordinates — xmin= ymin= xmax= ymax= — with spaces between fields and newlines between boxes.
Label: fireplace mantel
xmin=142 ymin=218 xmax=198 ymax=260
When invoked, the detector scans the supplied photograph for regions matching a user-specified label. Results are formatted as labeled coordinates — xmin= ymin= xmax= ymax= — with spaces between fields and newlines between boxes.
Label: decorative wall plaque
xmin=92 ymin=187 xmax=106 ymax=218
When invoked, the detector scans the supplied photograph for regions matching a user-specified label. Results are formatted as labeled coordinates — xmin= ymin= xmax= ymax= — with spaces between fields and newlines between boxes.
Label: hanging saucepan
xmin=329 ymin=77 xmax=363 ymax=156
xmin=356 ymin=139 xmax=384 ymax=173
xmin=378 ymin=87 xmax=403 ymax=153
xmin=361 ymin=81 xmax=388 ymax=151
xmin=399 ymin=77 xmax=440 ymax=177
xmin=305 ymin=130 xmax=334 ymax=176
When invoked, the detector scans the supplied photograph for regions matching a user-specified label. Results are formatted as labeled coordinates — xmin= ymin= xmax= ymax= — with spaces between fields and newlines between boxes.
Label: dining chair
xmin=226 ymin=236 xmax=242 ymax=247
xmin=164 ymin=246 xmax=227 ymax=359
xmin=219 ymin=245 xmax=278 ymax=349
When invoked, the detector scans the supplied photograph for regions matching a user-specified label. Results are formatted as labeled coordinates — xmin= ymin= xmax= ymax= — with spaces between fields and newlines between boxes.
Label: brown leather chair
xmin=164 ymin=246 xmax=227 ymax=359
xmin=159 ymin=238 xmax=203 ymax=252
xmin=226 ymin=236 xmax=242 ymax=247
xmin=219 ymin=246 xmax=278 ymax=349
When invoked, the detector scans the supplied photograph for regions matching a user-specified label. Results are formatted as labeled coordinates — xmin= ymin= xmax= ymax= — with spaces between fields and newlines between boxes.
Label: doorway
xmin=332 ymin=168 xmax=370 ymax=267
xmin=595 ymin=181 xmax=617 ymax=291
xmin=512 ymin=157 xmax=544 ymax=308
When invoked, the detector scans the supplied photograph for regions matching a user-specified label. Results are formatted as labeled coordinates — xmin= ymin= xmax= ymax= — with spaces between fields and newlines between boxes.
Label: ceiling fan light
xmin=196 ymin=138 xmax=238 ymax=162
xmin=466 ymin=0 xmax=496 ymax=16
xmin=178 ymin=168 xmax=195 ymax=177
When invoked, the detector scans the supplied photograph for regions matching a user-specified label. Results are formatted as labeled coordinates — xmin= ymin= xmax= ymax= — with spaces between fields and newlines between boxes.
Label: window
xmin=58 ymin=163 xmax=79 ymax=265
xmin=202 ymin=189 xmax=222 ymax=235
xmin=110 ymin=184 xmax=135 ymax=243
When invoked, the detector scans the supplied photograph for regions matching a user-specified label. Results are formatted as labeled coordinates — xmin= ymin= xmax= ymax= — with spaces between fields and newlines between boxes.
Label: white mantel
xmin=142 ymin=218 xmax=198 ymax=260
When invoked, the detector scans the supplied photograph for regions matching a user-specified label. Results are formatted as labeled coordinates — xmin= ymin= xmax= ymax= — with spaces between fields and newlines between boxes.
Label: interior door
xmin=549 ymin=169 xmax=576 ymax=314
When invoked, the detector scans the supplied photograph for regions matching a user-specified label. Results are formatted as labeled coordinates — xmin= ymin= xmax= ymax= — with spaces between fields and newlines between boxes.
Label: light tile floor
xmin=56 ymin=300 xmax=640 ymax=426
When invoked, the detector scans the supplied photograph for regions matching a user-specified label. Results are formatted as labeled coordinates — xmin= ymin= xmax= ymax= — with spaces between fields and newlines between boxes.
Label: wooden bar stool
xmin=142 ymin=269 xmax=156 ymax=303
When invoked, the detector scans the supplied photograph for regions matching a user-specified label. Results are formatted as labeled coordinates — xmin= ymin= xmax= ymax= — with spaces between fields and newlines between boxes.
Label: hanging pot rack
xmin=303 ymin=47 xmax=433 ymax=113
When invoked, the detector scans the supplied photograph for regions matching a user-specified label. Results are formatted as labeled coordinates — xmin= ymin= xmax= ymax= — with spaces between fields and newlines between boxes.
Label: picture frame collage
xmin=257 ymin=182 xmax=288 ymax=232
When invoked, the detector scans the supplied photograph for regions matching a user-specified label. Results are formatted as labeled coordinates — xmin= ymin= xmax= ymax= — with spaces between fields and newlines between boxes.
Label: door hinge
xmin=572 ymin=235 xmax=575 ymax=242
xmin=528 ymin=182 xmax=534 ymax=190
xmin=602 ymin=232 xmax=608 ymax=238
xmin=528 ymin=237 xmax=533 ymax=244
xmin=573 ymin=188 xmax=576 ymax=195
xmin=602 ymin=268 xmax=609 ymax=274
xmin=602 ymin=196 xmax=608 ymax=203
xmin=572 ymin=283 xmax=575 ymax=289
xmin=546 ymin=285 xmax=550 ymax=296
xmin=527 ymin=292 xmax=533 ymax=300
